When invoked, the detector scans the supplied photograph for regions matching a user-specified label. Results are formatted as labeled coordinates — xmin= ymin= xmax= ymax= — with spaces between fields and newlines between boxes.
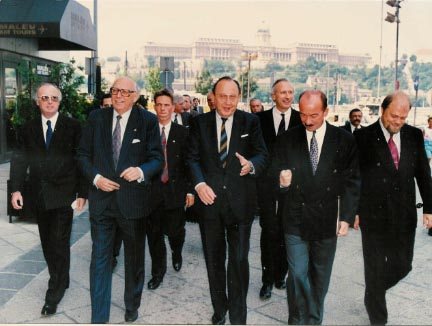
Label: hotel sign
xmin=0 ymin=23 xmax=57 ymax=37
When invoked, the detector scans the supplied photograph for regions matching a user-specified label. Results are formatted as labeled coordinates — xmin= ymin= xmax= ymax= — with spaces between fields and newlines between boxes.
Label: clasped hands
xmin=96 ymin=167 xmax=141 ymax=192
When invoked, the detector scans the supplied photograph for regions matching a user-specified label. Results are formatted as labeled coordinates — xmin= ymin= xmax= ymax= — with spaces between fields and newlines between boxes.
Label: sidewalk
xmin=0 ymin=162 xmax=431 ymax=324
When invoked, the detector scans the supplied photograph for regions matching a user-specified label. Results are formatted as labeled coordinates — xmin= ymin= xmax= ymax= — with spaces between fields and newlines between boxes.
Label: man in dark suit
xmin=187 ymin=76 xmax=268 ymax=325
xmin=354 ymin=91 xmax=432 ymax=325
xmin=183 ymin=94 xmax=199 ymax=117
xmin=172 ymin=94 xmax=192 ymax=128
xmin=341 ymin=108 xmax=363 ymax=133
xmin=249 ymin=98 xmax=263 ymax=114
xmin=10 ymin=83 xmax=88 ymax=316
xmin=272 ymin=90 xmax=360 ymax=325
xmin=193 ymin=97 xmax=204 ymax=114
xmin=256 ymin=78 xmax=302 ymax=300
xmin=146 ymin=89 xmax=194 ymax=290
xmin=77 ymin=77 xmax=163 ymax=323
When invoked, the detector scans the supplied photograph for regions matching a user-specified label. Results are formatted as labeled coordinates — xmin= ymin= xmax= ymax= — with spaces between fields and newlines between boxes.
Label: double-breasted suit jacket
xmin=10 ymin=114 xmax=88 ymax=207
xmin=77 ymin=106 xmax=163 ymax=219
xmin=272 ymin=123 xmax=361 ymax=240
xmin=187 ymin=110 xmax=268 ymax=224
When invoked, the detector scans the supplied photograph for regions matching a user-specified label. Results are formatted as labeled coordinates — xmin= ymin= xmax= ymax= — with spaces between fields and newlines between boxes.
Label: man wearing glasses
xmin=77 ymin=77 xmax=163 ymax=323
xmin=10 ymin=83 xmax=88 ymax=317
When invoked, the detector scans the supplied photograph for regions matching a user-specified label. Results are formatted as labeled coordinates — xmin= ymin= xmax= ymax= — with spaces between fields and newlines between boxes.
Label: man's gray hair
xmin=34 ymin=83 xmax=63 ymax=101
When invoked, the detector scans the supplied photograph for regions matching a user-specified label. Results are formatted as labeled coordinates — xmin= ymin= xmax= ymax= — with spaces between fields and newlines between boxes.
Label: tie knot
xmin=47 ymin=120 xmax=51 ymax=127
xmin=116 ymin=115 xmax=122 ymax=122
xmin=221 ymin=118 xmax=227 ymax=124
xmin=281 ymin=113 xmax=285 ymax=118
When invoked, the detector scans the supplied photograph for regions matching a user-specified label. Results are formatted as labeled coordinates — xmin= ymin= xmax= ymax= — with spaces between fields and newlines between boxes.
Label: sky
xmin=76 ymin=0 xmax=432 ymax=66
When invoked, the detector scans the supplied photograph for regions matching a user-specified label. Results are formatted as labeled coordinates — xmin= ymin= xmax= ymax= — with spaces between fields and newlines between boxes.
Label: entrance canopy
xmin=0 ymin=0 xmax=96 ymax=51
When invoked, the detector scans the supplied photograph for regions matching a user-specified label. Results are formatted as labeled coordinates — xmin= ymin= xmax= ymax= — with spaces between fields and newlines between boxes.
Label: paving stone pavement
xmin=0 ymin=162 xmax=431 ymax=325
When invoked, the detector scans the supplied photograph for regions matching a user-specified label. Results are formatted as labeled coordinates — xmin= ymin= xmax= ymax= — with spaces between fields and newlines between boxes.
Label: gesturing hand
xmin=235 ymin=152 xmax=251 ymax=176
xmin=280 ymin=169 xmax=292 ymax=187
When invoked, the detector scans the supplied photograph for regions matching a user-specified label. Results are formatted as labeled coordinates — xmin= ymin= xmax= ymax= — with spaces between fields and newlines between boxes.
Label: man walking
xmin=272 ymin=90 xmax=360 ymax=324
xmin=77 ymin=77 xmax=163 ymax=323
xmin=187 ymin=76 xmax=268 ymax=324
xmin=354 ymin=91 xmax=432 ymax=325
xmin=10 ymin=83 xmax=87 ymax=316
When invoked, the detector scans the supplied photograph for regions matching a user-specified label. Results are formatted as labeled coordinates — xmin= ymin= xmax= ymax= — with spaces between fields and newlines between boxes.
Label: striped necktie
xmin=219 ymin=118 xmax=228 ymax=168
xmin=112 ymin=115 xmax=122 ymax=168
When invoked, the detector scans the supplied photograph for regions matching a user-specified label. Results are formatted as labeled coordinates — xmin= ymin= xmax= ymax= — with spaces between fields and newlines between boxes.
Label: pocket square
xmin=132 ymin=139 xmax=141 ymax=143
xmin=241 ymin=134 xmax=249 ymax=138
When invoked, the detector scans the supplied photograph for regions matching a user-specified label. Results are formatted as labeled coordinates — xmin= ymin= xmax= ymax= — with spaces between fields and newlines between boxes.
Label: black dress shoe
xmin=275 ymin=279 xmax=287 ymax=289
xmin=125 ymin=309 xmax=138 ymax=322
xmin=41 ymin=303 xmax=57 ymax=316
xmin=172 ymin=253 xmax=182 ymax=272
xmin=147 ymin=277 xmax=163 ymax=290
xmin=259 ymin=283 xmax=272 ymax=300
xmin=211 ymin=313 xmax=226 ymax=325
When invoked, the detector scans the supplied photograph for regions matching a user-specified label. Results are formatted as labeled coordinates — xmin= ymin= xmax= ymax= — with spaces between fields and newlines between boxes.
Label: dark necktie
xmin=219 ymin=118 xmax=228 ymax=168
xmin=161 ymin=127 xmax=169 ymax=183
xmin=277 ymin=113 xmax=285 ymax=136
xmin=112 ymin=115 xmax=122 ymax=168
xmin=310 ymin=131 xmax=318 ymax=175
xmin=45 ymin=120 xmax=53 ymax=149
xmin=388 ymin=134 xmax=399 ymax=169
xmin=173 ymin=114 xmax=178 ymax=124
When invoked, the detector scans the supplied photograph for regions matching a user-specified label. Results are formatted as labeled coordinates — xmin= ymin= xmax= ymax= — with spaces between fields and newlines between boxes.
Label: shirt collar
xmin=41 ymin=112 xmax=59 ymax=127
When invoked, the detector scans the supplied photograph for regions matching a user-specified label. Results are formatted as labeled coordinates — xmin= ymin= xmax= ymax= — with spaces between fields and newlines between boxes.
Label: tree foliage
xmin=144 ymin=67 xmax=163 ymax=96
xmin=195 ymin=69 xmax=213 ymax=95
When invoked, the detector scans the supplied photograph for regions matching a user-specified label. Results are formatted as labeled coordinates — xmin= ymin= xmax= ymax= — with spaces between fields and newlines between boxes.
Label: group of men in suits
xmin=9 ymin=76 xmax=432 ymax=325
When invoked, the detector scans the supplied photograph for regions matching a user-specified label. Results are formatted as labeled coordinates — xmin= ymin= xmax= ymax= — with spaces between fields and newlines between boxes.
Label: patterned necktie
xmin=161 ymin=127 xmax=169 ymax=183
xmin=219 ymin=118 xmax=228 ymax=168
xmin=277 ymin=113 xmax=285 ymax=136
xmin=388 ymin=134 xmax=399 ymax=169
xmin=310 ymin=131 xmax=319 ymax=175
xmin=45 ymin=120 xmax=53 ymax=149
xmin=173 ymin=114 xmax=178 ymax=124
xmin=112 ymin=115 xmax=122 ymax=168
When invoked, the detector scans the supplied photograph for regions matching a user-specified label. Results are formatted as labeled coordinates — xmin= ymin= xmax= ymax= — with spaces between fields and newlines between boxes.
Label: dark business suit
xmin=173 ymin=112 xmax=192 ymax=128
xmin=340 ymin=122 xmax=364 ymax=133
xmin=193 ymin=105 xmax=204 ymax=114
xmin=77 ymin=106 xmax=163 ymax=323
xmin=355 ymin=121 xmax=432 ymax=324
xmin=147 ymin=123 xmax=191 ymax=280
xmin=187 ymin=110 xmax=268 ymax=324
xmin=10 ymin=114 xmax=87 ymax=306
xmin=256 ymin=107 xmax=301 ymax=287
xmin=272 ymin=123 xmax=360 ymax=324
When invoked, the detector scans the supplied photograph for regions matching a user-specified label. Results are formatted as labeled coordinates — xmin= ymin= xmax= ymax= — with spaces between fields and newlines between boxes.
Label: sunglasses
xmin=38 ymin=95 xmax=60 ymax=102
xmin=110 ymin=87 xmax=136 ymax=97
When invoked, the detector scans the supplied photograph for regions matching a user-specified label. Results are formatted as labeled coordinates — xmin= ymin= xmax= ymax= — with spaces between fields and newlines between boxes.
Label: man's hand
xmin=185 ymin=194 xmax=195 ymax=208
xmin=280 ymin=169 xmax=292 ymax=187
xmin=235 ymin=152 xmax=251 ymax=176
xmin=96 ymin=176 xmax=120 ymax=192
xmin=196 ymin=183 xmax=217 ymax=205
xmin=423 ymin=214 xmax=432 ymax=229
xmin=120 ymin=167 xmax=142 ymax=182
xmin=11 ymin=191 xmax=23 ymax=210
xmin=75 ymin=198 xmax=87 ymax=211
xmin=353 ymin=215 xmax=360 ymax=230
xmin=337 ymin=221 xmax=350 ymax=237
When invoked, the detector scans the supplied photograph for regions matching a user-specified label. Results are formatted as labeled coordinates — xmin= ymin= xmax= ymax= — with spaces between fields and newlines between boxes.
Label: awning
xmin=0 ymin=0 xmax=96 ymax=51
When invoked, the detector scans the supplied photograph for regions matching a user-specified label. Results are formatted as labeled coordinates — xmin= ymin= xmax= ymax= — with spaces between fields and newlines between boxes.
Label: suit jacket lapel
xmin=226 ymin=110 xmax=242 ymax=168
xmin=398 ymin=126 xmax=409 ymax=172
xmin=207 ymin=111 xmax=220 ymax=164
xmin=32 ymin=116 xmax=46 ymax=150
xmin=48 ymin=114 xmax=65 ymax=151
xmin=315 ymin=123 xmax=337 ymax=177
xmin=372 ymin=121 xmax=398 ymax=173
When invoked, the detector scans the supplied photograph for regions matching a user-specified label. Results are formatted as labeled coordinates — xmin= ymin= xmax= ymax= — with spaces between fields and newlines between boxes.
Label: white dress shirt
xmin=172 ymin=113 xmax=183 ymax=125
xmin=306 ymin=122 xmax=327 ymax=163
xmin=379 ymin=118 xmax=401 ymax=156
xmin=41 ymin=112 xmax=59 ymax=142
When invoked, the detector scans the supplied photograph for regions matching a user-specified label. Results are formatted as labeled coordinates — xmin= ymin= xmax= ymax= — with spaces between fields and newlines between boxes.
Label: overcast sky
xmin=77 ymin=0 xmax=432 ymax=66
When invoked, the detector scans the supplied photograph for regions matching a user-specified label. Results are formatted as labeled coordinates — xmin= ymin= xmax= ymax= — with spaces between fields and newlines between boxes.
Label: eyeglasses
xmin=110 ymin=87 xmax=136 ymax=97
xmin=38 ymin=95 xmax=60 ymax=102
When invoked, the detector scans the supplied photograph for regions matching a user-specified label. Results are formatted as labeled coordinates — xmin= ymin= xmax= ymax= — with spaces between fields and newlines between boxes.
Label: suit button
xmin=223 ymin=185 xmax=227 ymax=189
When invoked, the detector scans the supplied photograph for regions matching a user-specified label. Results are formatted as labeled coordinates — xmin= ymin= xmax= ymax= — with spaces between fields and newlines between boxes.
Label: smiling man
xmin=77 ymin=77 xmax=163 ymax=324
xmin=271 ymin=90 xmax=360 ymax=324
xmin=187 ymin=76 xmax=268 ymax=325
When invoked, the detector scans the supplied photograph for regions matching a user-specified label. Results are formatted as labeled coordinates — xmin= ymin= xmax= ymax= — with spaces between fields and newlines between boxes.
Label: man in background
xmin=341 ymin=108 xmax=363 ymax=133
xmin=250 ymin=98 xmax=263 ymax=114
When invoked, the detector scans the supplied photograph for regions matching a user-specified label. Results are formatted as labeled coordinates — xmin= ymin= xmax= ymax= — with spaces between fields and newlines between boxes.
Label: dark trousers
xmin=202 ymin=204 xmax=252 ymax=325
xmin=259 ymin=197 xmax=288 ymax=285
xmin=361 ymin=230 xmax=415 ymax=325
xmin=36 ymin=205 xmax=73 ymax=305
xmin=285 ymin=234 xmax=337 ymax=325
xmin=147 ymin=205 xmax=185 ymax=278
xmin=89 ymin=201 xmax=146 ymax=323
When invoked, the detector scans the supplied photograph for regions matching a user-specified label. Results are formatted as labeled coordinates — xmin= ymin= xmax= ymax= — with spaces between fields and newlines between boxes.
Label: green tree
xmin=195 ymin=70 xmax=214 ymax=95
xmin=204 ymin=59 xmax=236 ymax=76
xmin=145 ymin=67 xmax=163 ymax=95
xmin=238 ymin=71 xmax=258 ymax=101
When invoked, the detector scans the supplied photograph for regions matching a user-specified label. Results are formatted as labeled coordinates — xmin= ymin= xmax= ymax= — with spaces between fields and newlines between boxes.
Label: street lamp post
xmin=240 ymin=52 xmax=258 ymax=104
xmin=385 ymin=0 xmax=403 ymax=90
